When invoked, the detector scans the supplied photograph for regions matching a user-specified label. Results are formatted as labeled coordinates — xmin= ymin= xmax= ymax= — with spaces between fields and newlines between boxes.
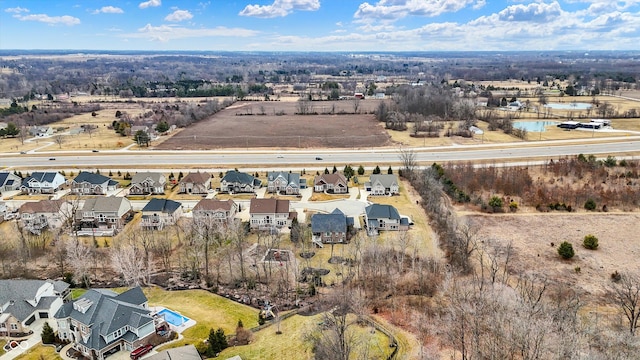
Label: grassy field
xmin=146 ymin=288 xmax=259 ymax=351
xmin=12 ymin=345 xmax=61 ymax=360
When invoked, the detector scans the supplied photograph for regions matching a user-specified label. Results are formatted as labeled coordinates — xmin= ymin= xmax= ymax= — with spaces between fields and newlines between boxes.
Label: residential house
xmin=145 ymin=345 xmax=201 ymax=360
xmin=313 ymin=173 xmax=348 ymax=193
xmin=21 ymin=171 xmax=66 ymax=194
xmin=0 ymin=171 xmax=22 ymax=192
xmin=311 ymin=208 xmax=354 ymax=247
xmin=29 ymin=126 xmax=53 ymax=137
xmin=179 ymin=172 xmax=211 ymax=194
xmin=71 ymin=171 xmax=119 ymax=195
xmin=249 ymin=198 xmax=295 ymax=230
xmin=364 ymin=204 xmax=409 ymax=236
xmin=267 ymin=171 xmax=300 ymax=195
xmin=141 ymin=198 xmax=182 ymax=230
xmin=19 ymin=199 xmax=72 ymax=235
xmin=55 ymin=287 xmax=159 ymax=360
xmin=220 ymin=170 xmax=261 ymax=193
xmin=129 ymin=172 xmax=166 ymax=195
xmin=192 ymin=199 xmax=238 ymax=224
xmin=0 ymin=279 xmax=69 ymax=337
xmin=75 ymin=197 xmax=132 ymax=236
xmin=365 ymin=174 xmax=399 ymax=196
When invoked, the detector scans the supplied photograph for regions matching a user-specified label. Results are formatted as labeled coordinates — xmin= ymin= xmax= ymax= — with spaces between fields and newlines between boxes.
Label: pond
xmin=544 ymin=102 xmax=592 ymax=110
xmin=513 ymin=121 xmax=559 ymax=132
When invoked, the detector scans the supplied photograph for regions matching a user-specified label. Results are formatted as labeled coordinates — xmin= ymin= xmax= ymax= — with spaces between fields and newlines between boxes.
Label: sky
xmin=0 ymin=0 xmax=639 ymax=51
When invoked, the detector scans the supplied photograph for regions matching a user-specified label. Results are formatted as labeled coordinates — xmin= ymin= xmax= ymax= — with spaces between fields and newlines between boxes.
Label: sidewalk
xmin=0 ymin=319 xmax=51 ymax=360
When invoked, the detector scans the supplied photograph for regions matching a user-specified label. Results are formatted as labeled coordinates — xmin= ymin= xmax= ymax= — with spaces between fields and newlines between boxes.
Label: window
xmin=10 ymin=323 xmax=18 ymax=330
xmin=0 ymin=323 xmax=6 ymax=329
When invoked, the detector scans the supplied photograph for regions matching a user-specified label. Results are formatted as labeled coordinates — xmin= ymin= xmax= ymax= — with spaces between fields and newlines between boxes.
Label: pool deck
xmin=151 ymin=306 xmax=197 ymax=334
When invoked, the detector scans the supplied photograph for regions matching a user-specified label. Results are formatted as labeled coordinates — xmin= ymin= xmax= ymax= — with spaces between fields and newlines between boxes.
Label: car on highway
xmin=49 ymin=158 xmax=56 ymax=160
xmin=20 ymin=151 xmax=26 ymax=154
xmin=315 ymin=156 xmax=323 ymax=160
xmin=277 ymin=155 xmax=284 ymax=158
xmin=92 ymin=149 xmax=99 ymax=152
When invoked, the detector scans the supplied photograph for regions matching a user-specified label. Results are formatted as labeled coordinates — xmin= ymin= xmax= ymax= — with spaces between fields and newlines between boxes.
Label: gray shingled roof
xmin=369 ymin=174 xmax=398 ymax=188
xmin=0 ymin=279 xmax=69 ymax=322
xmin=222 ymin=170 xmax=260 ymax=186
xmin=142 ymin=198 xmax=182 ymax=213
xmin=146 ymin=345 xmax=201 ymax=360
xmin=22 ymin=172 xmax=62 ymax=187
xmin=311 ymin=208 xmax=348 ymax=233
xmin=131 ymin=172 xmax=164 ymax=184
xmin=73 ymin=171 xmax=111 ymax=185
xmin=81 ymin=196 xmax=130 ymax=212
xmin=365 ymin=204 xmax=401 ymax=220
xmin=268 ymin=172 xmax=300 ymax=187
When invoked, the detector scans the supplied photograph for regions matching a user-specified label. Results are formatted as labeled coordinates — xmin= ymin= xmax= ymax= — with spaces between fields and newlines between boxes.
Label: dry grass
xmin=12 ymin=345 xmax=62 ymax=360
xmin=308 ymin=192 xmax=350 ymax=201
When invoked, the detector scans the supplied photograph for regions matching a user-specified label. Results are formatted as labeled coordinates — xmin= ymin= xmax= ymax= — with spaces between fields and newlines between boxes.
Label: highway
xmin=2 ymin=139 xmax=640 ymax=169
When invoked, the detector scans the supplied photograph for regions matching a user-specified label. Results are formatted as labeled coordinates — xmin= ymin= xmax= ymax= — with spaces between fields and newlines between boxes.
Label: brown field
xmin=155 ymin=100 xmax=390 ymax=150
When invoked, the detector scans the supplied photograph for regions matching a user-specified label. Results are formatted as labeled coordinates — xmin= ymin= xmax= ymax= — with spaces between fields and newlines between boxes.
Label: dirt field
xmin=155 ymin=100 xmax=390 ymax=150
xmin=468 ymin=212 xmax=640 ymax=303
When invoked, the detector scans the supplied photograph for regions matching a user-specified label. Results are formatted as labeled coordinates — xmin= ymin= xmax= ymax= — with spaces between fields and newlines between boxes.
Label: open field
xmin=13 ymin=345 xmax=61 ymax=360
xmin=155 ymin=100 xmax=390 ymax=150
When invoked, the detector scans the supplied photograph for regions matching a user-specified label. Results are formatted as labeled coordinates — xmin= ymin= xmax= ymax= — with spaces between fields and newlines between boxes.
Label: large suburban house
xmin=71 ymin=171 xmax=119 ymax=195
xmin=0 ymin=279 xmax=70 ymax=337
xmin=311 ymin=208 xmax=354 ymax=247
xmin=75 ymin=197 xmax=132 ymax=236
xmin=249 ymin=198 xmax=295 ymax=230
xmin=365 ymin=174 xmax=399 ymax=196
xmin=141 ymin=198 xmax=182 ymax=231
xmin=129 ymin=172 xmax=166 ymax=195
xmin=364 ymin=204 xmax=410 ymax=235
xmin=313 ymin=173 xmax=348 ymax=193
xmin=55 ymin=287 xmax=158 ymax=360
xmin=267 ymin=171 xmax=301 ymax=195
xmin=19 ymin=199 xmax=72 ymax=235
xmin=178 ymin=172 xmax=211 ymax=195
xmin=192 ymin=199 xmax=238 ymax=224
xmin=0 ymin=171 xmax=22 ymax=192
xmin=220 ymin=170 xmax=261 ymax=193
xmin=21 ymin=171 xmax=66 ymax=194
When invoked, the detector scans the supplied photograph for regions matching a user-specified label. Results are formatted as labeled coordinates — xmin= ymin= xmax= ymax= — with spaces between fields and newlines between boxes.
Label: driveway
xmin=0 ymin=319 xmax=56 ymax=360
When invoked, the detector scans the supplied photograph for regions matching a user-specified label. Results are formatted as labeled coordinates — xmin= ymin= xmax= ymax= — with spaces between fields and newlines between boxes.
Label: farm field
xmin=155 ymin=100 xmax=390 ymax=150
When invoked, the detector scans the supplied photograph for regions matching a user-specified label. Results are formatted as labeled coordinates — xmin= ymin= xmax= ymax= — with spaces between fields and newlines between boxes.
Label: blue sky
xmin=1 ymin=0 xmax=639 ymax=51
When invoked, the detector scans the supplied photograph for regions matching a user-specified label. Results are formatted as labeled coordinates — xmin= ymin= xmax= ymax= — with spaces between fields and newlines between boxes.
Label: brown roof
xmin=249 ymin=198 xmax=290 ymax=214
xmin=180 ymin=172 xmax=211 ymax=184
xmin=193 ymin=199 xmax=235 ymax=212
xmin=19 ymin=199 xmax=65 ymax=214
xmin=314 ymin=172 xmax=347 ymax=186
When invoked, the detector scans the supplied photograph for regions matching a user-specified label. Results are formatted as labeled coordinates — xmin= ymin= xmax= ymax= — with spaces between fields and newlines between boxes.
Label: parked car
xmin=130 ymin=344 xmax=153 ymax=360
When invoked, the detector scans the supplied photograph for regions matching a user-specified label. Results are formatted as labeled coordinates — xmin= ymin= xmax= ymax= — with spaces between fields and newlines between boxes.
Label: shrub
xmin=557 ymin=241 xmax=575 ymax=259
xmin=611 ymin=270 xmax=622 ymax=282
xmin=41 ymin=322 xmax=56 ymax=344
xmin=488 ymin=195 xmax=503 ymax=209
xmin=583 ymin=234 xmax=599 ymax=250
xmin=509 ymin=201 xmax=518 ymax=212
xmin=584 ymin=198 xmax=596 ymax=211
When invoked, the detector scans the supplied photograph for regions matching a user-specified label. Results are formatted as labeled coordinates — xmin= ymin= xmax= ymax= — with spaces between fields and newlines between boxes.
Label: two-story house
xmin=20 ymin=171 xmax=66 ymax=194
xmin=55 ymin=287 xmax=157 ymax=360
xmin=0 ymin=279 xmax=69 ymax=337
xmin=365 ymin=174 xmax=399 ymax=196
xmin=267 ymin=172 xmax=301 ymax=195
xmin=220 ymin=170 xmax=261 ymax=193
xmin=19 ymin=199 xmax=73 ymax=234
xmin=178 ymin=172 xmax=211 ymax=195
xmin=192 ymin=199 xmax=238 ymax=225
xmin=364 ymin=203 xmax=409 ymax=235
xmin=129 ymin=172 xmax=166 ymax=195
xmin=313 ymin=173 xmax=348 ymax=193
xmin=141 ymin=198 xmax=182 ymax=231
xmin=249 ymin=198 xmax=295 ymax=230
xmin=75 ymin=197 xmax=132 ymax=236
xmin=0 ymin=171 xmax=22 ymax=192
xmin=71 ymin=171 xmax=119 ymax=195
xmin=311 ymin=208 xmax=354 ymax=247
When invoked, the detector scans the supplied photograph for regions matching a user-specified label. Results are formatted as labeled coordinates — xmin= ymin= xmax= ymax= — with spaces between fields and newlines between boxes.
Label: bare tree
xmin=399 ymin=148 xmax=418 ymax=179
xmin=111 ymin=239 xmax=149 ymax=287
xmin=612 ymin=272 xmax=640 ymax=335
xmin=66 ymin=239 xmax=93 ymax=287
xmin=53 ymin=135 xmax=66 ymax=149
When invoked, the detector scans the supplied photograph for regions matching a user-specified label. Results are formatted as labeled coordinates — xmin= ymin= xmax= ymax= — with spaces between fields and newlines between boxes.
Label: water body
xmin=544 ymin=103 xmax=592 ymax=110
xmin=513 ymin=121 xmax=559 ymax=132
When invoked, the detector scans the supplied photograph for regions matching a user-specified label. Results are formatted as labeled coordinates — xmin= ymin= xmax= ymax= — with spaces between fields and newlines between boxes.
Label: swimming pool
xmin=513 ymin=120 xmax=558 ymax=132
xmin=544 ymin=103 xmax=592 ymax=110
xmin=157 ymin=308 xmax=190 ymax=327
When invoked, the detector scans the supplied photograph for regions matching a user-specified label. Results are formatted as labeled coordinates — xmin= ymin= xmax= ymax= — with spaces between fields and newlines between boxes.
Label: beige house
xmin=19 ymin=199 xmax=73 ymax=235
xmin=192 ymin=199 xmax=238 ymax=224
xmin=249 ymin=198 xmax=295 ymax=230
xmin=129 ymin=172 xmax=166 ymax=195
xmin=75 ymin=197 xmax=132 ymax=236
xmin=313 ymin=173 xmax=348 ymax=193
xmin=141 ymin=198 xmax=182 ymax=230
xmin=178 ymin=172 xmax=211 ymax=194
xmin=365 ymin=174 xmax=399 ymax=196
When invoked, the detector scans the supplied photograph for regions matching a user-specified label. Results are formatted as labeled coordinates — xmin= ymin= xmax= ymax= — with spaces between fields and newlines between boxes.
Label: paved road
xmin=2 ymin=139 xmax=640 ymax=168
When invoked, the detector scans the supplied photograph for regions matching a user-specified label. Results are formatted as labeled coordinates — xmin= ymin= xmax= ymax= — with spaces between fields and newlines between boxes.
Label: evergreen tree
xmin=387 ymin=166 xmax=393 ymax=174
xmin=373 ymin=165 xmax=381 ymax=174
xmin=357 ymin=165 xmax=365 ymax=175
xmin=41 ymin=322 xmax=56 ymax=344
xmin=332 ymin=165 xmax=338 ymax=174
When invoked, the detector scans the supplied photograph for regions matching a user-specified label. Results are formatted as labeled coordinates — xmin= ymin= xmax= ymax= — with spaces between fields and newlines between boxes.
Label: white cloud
xmin=93 ymin=6 xmax=124 ymax=14
xmin=139 ymin=0 xmax=162 ymax=9
xmin=354 ymin=0 xmax=485 ymax=21
xmin=165 ymin=9 xmax=193 ymax=22
xmin=13 ymin=13 xmax=80 ymax=26
xmin=239 ymin=0 xmax=320 ymax=18
xmin=123 ymin=24 xmax=260 ymax=42
xmin=4 ymin=7 xmax=29 ymax=13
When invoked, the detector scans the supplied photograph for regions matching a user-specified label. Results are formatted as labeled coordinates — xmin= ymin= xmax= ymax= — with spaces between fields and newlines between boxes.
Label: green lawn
xmin=0 ymin=340 xmax=5 ymax=356
xmin=144 ymin=288 xmax=259 ymax=350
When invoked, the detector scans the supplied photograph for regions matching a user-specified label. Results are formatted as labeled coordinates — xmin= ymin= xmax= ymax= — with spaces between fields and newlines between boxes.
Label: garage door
xmin=39 ymin=312 xmax=49 ymax=319
xmin=25 ymin=315 xmax=36 ymax=325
